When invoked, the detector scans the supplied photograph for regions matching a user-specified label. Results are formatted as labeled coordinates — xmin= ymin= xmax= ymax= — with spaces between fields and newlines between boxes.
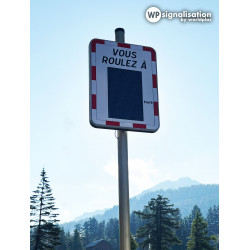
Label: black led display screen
xmin=108 ymin=67 xmax=144 ymax=121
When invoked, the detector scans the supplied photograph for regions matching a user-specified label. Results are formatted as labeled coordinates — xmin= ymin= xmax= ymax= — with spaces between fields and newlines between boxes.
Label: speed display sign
xmin=89 ymin=39 xmax=159 ymax=133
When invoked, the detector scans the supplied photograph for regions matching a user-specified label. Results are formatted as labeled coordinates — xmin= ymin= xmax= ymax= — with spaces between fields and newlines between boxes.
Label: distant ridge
xmin=73 ymin=208 xmax=108 ymax=222
xmin=70 ymin=177 xmax=199 ymax=222
xmin=137 ymin=177 xmax=200 ymax=197
xmin=61 ymin=178 xmax=218 ymax=232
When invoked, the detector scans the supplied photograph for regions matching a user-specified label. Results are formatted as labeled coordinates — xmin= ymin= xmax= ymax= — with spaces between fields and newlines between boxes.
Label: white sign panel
xmin=89 ymin=39 xmax=159 ymax=132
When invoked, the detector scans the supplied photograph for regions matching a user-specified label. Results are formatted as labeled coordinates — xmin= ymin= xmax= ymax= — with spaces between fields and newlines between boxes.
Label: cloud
xmin=103 ymin=158 xmax=159 ymax=196
xmin=59 ymin=209 xmax=73 ymax=223
xmin=103 ymin=157 xmax=118 ymax=179
xmin=64 ymin=117 xmax=75 ymax=131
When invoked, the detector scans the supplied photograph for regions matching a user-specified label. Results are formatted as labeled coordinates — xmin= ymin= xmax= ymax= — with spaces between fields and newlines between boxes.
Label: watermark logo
xmin=146 ymin=7 xmax=212 ymax=23
xmin=145 ymin=7 xmax=162 ymax=23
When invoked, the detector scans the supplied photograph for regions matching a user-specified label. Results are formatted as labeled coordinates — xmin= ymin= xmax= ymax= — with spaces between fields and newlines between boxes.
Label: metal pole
xmin=115 ymin=27 xmax=131 ymax=250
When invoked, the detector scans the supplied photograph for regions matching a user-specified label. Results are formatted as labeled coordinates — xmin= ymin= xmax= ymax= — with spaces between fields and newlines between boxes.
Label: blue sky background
xmin=31 ymin=0 xmax=218 ymax=222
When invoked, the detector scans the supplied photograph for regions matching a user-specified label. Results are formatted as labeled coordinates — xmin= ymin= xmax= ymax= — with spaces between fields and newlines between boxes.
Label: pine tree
xmin=130 ymin=212 xmax=137 ymax=235
xmin=71 ymin=228 xmax=84 ymax=250
xmin=74 ymin=223 xmax=84 ymax=242
xmin=105 ymin=218 xmax=119 ymax=250
xmin=55 ymin=228 xmax=70 ymax=250
xmin=130 ymin=234 xmax=138 ymax=250
xmin=179 ymin=205 xmax=202 ymax=249
xmin=187 ymin=210 xmax=216 ymax=250
xmin=67 ymin=232 xmax=74 ymax=250
xmin=190 ymin=205 xmax=201 ymax=220
xmin=130 ymin=211 xmax=146 ymax=236
xmin=172 ymin=212 xmax=185 ymax=250
xmin=97 ymin=220 xmax=105 ymax=240
xmin=135 ymin=195 xmax=181 ymax=250
xmin=207 ymin=205 xmax=219 ymax=236
xmin=30 ymin=168 xmax=61 ymax=250
xmin=82 ymin=217 xmax=99 ymax=246
xmin=206 ymin=205 xmax=219 ymax=249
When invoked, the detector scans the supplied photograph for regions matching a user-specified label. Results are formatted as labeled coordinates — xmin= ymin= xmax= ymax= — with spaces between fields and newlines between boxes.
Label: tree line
xmin=30 ymin=168 xmax=219 ymax=250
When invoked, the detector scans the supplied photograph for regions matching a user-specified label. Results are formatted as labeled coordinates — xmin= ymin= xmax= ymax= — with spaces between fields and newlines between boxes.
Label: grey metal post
xmin=115 ymin=27 xmax=131 ymax=250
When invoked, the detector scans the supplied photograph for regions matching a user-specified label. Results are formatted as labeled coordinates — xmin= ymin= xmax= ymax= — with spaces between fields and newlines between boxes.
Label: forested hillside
xmin=57 ymin=201 xmax=219 ymax=250
xmin=62 ymin=184 xmax=218 ymax=233
xmin=30 ymin=170 xmax=219 ymax=250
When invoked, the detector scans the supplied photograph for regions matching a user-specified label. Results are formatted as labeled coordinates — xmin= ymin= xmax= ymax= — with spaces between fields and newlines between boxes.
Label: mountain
xmin=137 ymin=177 xmax=200 ymax=197
xmin=74 ymin=208 xmax=108 ymax=221
xmin=62 ymin=180 xmax=218 ymax=233
xmin=64 ymin=177 xmax=199 ymax=225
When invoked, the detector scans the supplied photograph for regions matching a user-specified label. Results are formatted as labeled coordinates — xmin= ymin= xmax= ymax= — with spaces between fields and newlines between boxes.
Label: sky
xmin=30 ymin=0 xmax=218 ymax=223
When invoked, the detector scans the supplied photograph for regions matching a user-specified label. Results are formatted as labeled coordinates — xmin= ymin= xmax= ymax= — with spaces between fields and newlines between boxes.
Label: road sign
xmin=89 ymin=38 xmax=159 ymax=132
